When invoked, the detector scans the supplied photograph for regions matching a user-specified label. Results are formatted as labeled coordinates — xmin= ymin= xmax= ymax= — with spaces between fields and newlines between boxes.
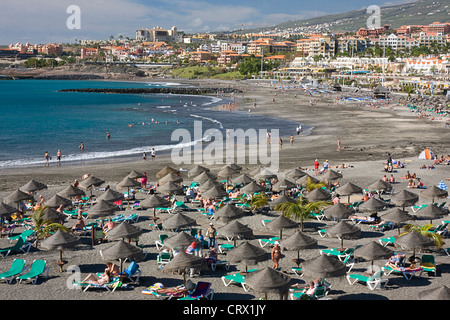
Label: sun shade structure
xmin=57 ymin=185 xmax=86 ymax=198
xmin=254 ymin=169 xmax=278 ymax=180
xmin=156 ymin=166 xmax=180 ymax=179
xmin=40 ymin=230 xmax=80 ymax=272
xmin=227 ymin=241 xmax=269 ymax=272
xmin=281 ymin=231 xmax=318 ymax=266
xmin=139 ymin=194 xmax=171 ymax=218
xmin=245 ymin=267 xmax=292 ymax=299
xmin=285 ymin=168 xmax=307 ymax=180
xmin=305 ymin=188 xmax=332 ymax=202
xmin=240 ymin=181 xmax=264 ymax=194
xmin=325 ymin=220 xmax=361 ymax=251
xmin=188 ymin=165 xmax=210 ymax=178
xmin=41 ymin=207 xmax=66 ymax=223
xmin=296 ymin=174 xmax=319 ymax=186
xmin=201 ymin=185 xmax=228 ymax=199
xmin=158 ymin=173 xmax=183 ymax=185
xmin=87 ymin=200 xmax=120 ymax=219
xmin=162 ymin=251 xmax=206 ymax=286
xmin=301 ymin=255 xmax=347 ymax=279
xmin=43 ymin=194 xmax=72 ymax=208
xmin=127 ymin=170 xmax=147 ymax=179
xmin=20 ymin=180 xmax=47 ymax=193
xmin=391 ymin=189 xmax=419 ymax=210
xmin=217 ymin=220 xmax=254 ymax=246
xmin=214 ymin=204 xmax=246 ymax=223
xmin=96 ymin=189 xmax=125 ymax=203
xmin=199 ymin=179 xmax=222 ymax=192
xmin=336 ymin=182 xmax=363 ymax=203
xmin=353 ymin=241 xmax=394 ymax=267
xmin=323 ymin=203 xmax=352 ymax=220
xmin=162 ymin=232 xmax=201 ymax=251
xmin=320 ymin=169 xmax=343 ymax=181
xmin=105 ymin=222 xmax=143 ymax=241
xmin=79 ymin=176 xmax=105 ymax=190
xmin=380 ymin=208 xmax=413 ymax=234
xmin=415 ymin=204 xmax=447 ymax=224
xmin=265 ymin=214 xmax=298 ymax=238
xmin=161 ymin=212 xmax=197 ymax=231
xmin=394 ymin=230 xmax=435 ymax=257
xmin=193 ymin=171 xmax=217 ymax=184
xmin=272 ymin=179 xmax=296 ymax=193
xmin=367 ymin=180 xmax=393 ymax=193
xmin=157 ymin=181 xmax=184 ymax=195
xmin=4 ymin=189 xmax=35 ymax=204
xmin=0 ymin=202 xmax=18 ymax=217
xmin=270 ymin=195 xmax=295 ymax=208
xmin=232 ymin=174 xmax=255 ymax=185
xmin=420 ymin=186 xmax=448 ymax=203
xmin=101 ymin=240 xmax=145 ymax=272
xmin=358 ymin=197 xmax=388 ymax=212
xmin=117 ymin=177 xmax=141 ymax=190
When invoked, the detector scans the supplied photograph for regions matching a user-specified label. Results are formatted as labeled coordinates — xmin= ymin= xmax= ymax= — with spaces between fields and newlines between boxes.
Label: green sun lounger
xmin=0 ymin=259 xmax=26 ymax=283
xmin=16 ymin=260 xmax=49 ymax=284
xmin=221 ymin=269 xmax=258 ymax=292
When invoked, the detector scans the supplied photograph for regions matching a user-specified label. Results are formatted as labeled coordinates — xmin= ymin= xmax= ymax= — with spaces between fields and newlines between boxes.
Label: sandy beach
xmin=0 ymin=77 xmax=449 ymax=305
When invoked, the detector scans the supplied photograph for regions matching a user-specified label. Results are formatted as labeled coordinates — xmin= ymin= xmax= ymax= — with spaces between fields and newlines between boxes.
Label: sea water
xmin=0 ymin=79 xmax=305 ymax=168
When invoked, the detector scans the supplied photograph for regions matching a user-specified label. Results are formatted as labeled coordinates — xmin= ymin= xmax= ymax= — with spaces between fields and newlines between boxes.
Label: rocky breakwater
xmin=58 ymin=87 xmax=241 ymax=95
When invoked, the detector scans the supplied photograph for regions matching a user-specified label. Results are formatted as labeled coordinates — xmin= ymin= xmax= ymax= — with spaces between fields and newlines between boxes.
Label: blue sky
xmin=0 ymin=0 xmax=415 ymax=44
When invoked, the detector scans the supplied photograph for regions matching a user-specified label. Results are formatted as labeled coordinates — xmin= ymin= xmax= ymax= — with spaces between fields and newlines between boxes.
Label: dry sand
xmin=0 ymin=78 xmax=449 ymax=306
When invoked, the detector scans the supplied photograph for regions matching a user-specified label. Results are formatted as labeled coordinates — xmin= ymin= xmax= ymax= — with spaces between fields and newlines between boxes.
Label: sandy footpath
xmin=0 ymin=78 xmax=449 ymax=304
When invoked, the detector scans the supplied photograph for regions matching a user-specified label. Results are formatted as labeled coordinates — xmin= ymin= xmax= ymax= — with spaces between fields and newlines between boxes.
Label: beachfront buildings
xmin=136 ymin=26 xmax=179 ymax=42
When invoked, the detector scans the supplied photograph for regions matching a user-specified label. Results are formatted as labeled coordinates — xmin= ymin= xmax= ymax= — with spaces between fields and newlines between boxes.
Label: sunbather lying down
xmin=154 ymin=285 xmax=189 ymax=295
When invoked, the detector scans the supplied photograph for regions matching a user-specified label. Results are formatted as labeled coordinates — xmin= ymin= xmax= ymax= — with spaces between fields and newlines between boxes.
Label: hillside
xmin=238 ymin=0 xmax=450 ymax=34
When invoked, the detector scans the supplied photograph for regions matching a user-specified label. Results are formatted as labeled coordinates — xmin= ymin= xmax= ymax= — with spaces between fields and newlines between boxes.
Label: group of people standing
xmin=44 ymin=149 xmax=62 ymax=167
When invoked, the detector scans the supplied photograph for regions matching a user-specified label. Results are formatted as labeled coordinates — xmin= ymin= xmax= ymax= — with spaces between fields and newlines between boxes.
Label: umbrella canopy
xmin=159 ymin=173 xmax=183 ymax=185
xmin=240 ymin=181 xmax=264 ymax=194
xmin=127 ymin=170 xmax=146 ymax=179
xmin=255 ymin=169 xmax=277 ymax=180
xmin=353 ymin=241 xmax=393 ymax=262
xmin=4 ymin=189 xmax=34 ymax=204
xmin=163 ymin=232 xmax=201 ymax=251
xmin=305 ymin=188 xmax=331 ymax=202
xmin=79 ymin=176 xmax=105 ymax=190
xmin=281 ymin=231 xmax=318 ymax=251
xmin=40 ymin=230 xmax=80 ymax=270
xmin=223 ymin=163 xmax=242 ymax=171
xmin=357 ymin=197 xmax=388 ymax=212
xmin=217 ymin=220 xmax=254 ymax=246
xmin=367 ymin=180 xmax=393 ymax=192
xmin=323 ymin=203 xmax=352 ymax=220
xmin=161 ymin=212 xmax=197 ymax=230
xmin=88 ymin=200 xmax=120 ymax=219
xmin=20 ymin=180 xmax=47 ymax=193
xmin=193 ymin=171 xmax=217 ymax=184
xmin=272 ymin=179 xmax=296 ymax=193
xmin=41 ymin=229 xmax=80 ymax=250
xmin=139 ymin=194 xmax=171 ymax=209
xmin=201 ymin=185 xmax=228 ymax=199
xmin=217 ymin=165 xmax=238 ymax=178
xmin=41 ymin=207 xmax=66 ymax=223
xmin=199 ymin=179 xmax=222 ymax=192
xmin=227 ymin=241 xmax=269 ymax=271
xmin=245 ymin=267 xmax=292 ymax=297
xmin=0 ymin=202 xmax=18 ymax=217
xmin=265 ymin=214 xmax=298 ymax=238
xmin=156 ymin=166 xmax=180 ymax=179
xmin=394 ymin=230 xmax=435 ymax=256
xmin=105 ymin=222 xmax=143 ymax=240
xmin=320 ymin=169 xmax=343 ymax=181
xmin=437 ymin=180 xmax=448 ymax=191
xmin=301 ymin=255 xmax=347 ymax=278
xmin=420 ymin=186 xmax=448 ymax=202
xmin=270 ymin=194 xmax=295 ymax=208
xmin=162 ymin=251 xmax=206 ymax=285
xmin=391 ymin=189 xmax=419 ymax=208
xmin=214 ymin=204 xmax=246 ymax=223
xmin=415 ymin=204 xmax=446 ymax=222
xmin=232 ymin=174 xmax=255 ymax=185
xmin=157 ymin=181 xmax=184 ymax=195
xmin=43 ymin=194 xmax=72 ymax=208
xmin=380 ymin=207 xmax=413 ymax=224
xmin=285 ymin=168 xmax=307 ymax=180
xmin=188 ymin=165 xmax=210 ymax=177
xmin=96 ymin=189 xmax=125 ymax=203
xmin=295 ymin=174 xmax=319 ymax=186
xmin=250 ymin=166 xmax=265 ymax=176
xmin=417 ymin=285 xmax=450 ymax=300
xmin=336 ymin=182 xmax=363 ymax=203
xmin=117 ymin=177 xmax=141 ymax=190
xmin=101 ymin=240 xmax=144 ymax=271
xmin=57 ymin=185 xmax=86 ymax=198
xmin=326 ymin=220 xmax=361 ymax=251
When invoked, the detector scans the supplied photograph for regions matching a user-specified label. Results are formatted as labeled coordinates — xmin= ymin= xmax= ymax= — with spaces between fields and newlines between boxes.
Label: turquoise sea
xmin=0 ymin=79 xmax=302 ymax=168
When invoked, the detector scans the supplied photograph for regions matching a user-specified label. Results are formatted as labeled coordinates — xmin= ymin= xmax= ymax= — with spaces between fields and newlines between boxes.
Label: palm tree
xmin=275 ymin=196 xmax=330 ymax=231
xmin=404 ymin=85 xmax=414 ymax=101
xmin=31 ymin=206 xmax=69 ymax=247
xmin=244 ymin=193 xmax=269 ymax=214
xmin=305 ymin=178 xmax=328 ymax=192
xmin=400 ymin=224 xmax=444 ymax=249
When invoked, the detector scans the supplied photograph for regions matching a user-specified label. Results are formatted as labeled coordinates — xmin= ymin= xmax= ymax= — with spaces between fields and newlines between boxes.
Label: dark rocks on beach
xmin=35 ymin=74 xmax=105 ymax=80
xmin=58 ymin=87 xmax=241 ymax=95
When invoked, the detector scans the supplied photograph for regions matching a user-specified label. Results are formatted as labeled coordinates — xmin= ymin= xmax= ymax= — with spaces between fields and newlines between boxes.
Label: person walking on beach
xmin=79 ymin=142 xmax=84 ymax=153
xmin=44 ymin=151 xmax=50 ymax=167
xmin=271 ymin=241 xmax=282 ymax=269
xmin=56 ymin=149 xmax=61 ymax=166
xmin=207 ymin=223 xmax=217 ymax=250
xmin=337 ymin=138 xmax=341 ymax=152
xmin=142 ymin=152 xmax=147 ymax=161
xmin=290 ymin=135 xmax=294 ymax=146
xmin=106 ymin=131 xmax=111 ymax=139
xmin=151 ymin=148 xmax=156 ymax=161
